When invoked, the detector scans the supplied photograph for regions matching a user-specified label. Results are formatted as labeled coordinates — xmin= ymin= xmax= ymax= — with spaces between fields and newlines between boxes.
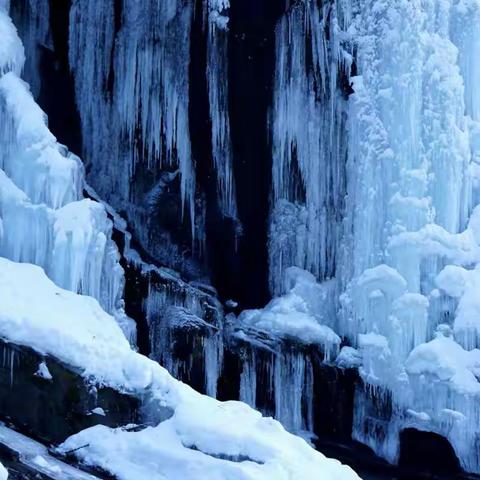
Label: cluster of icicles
xmin=0 ymin=4 xmax=135 ymax=341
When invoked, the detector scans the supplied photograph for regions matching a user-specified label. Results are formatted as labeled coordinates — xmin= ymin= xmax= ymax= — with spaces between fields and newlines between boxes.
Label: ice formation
xmin=6 ymin=0 xmax=480 ymax=475
xmin=67 ymin=0 xmax=239 ymax=242
xmin=268 ymin=0 xmax=480 ymax=473
xmin=0 ymin=5 xmax=133 ymax=338
xmin=337 ymin=0 xmax=480 ymax=472
xmin=0 ymin=4 xmax=360 ymax=479
xmin=239 ymin=267 xmax=340 ymax=355
xmin=205 ymin=0 xmax=238 ymax=220
xmin=0 ymin=259 xmax=359 ymax=480
xmin=269 ymin=0 xmax=349 ymax=296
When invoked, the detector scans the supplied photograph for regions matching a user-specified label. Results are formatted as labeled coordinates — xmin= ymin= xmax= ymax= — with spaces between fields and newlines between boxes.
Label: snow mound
xmin=406 ymin=328 xmax=480 ymax=394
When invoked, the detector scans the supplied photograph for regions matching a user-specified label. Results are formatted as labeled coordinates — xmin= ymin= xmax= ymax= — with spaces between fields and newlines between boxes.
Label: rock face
xmin=0 ymin=339 xmax=139 ymax=445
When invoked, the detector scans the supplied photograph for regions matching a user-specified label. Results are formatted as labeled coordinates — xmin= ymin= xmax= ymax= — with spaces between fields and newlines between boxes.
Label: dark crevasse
xmin=226 ymin=0 xmax=286 ymax=308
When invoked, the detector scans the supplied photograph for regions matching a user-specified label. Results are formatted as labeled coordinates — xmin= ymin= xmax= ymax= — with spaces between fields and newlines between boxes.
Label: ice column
xmin=269 ymin=0 xmax=349 ymax=295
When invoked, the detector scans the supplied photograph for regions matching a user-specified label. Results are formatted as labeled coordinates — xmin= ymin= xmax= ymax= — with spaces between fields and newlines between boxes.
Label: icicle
xmin=239 ymin=351 xmax=257 ymax=408
xmin=205 ymin=0 xmax=238 ymax=220
xmin=204 ymin=331 xmax=224 ymax=398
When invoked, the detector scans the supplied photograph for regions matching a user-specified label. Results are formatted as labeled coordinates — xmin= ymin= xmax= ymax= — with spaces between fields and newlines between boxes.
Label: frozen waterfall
xmin=0 ymin=5 xmax=134 ymax=341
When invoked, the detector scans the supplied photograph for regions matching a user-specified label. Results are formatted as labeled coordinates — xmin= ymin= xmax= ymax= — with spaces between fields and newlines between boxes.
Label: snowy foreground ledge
xmin=0 ymin=257 xmax=359 ymax=480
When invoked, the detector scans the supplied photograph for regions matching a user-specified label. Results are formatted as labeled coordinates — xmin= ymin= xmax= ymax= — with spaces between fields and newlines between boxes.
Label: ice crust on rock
xmin=238 ymin=267 xmax=340 ymax=357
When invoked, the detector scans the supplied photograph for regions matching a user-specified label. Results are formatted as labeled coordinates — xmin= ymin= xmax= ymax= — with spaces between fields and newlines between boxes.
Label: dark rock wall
xmin=0 ymin=339 xmax=139 ymax=445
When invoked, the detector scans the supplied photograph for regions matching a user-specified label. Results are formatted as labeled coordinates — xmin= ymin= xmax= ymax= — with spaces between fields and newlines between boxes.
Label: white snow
xmin=406 ymin=328 xmax=480 ymax=394
xmin=0 ymin=257 xmax=359 ymax=480
xmin=336 ymin=347 xmax=362 ymax=369
xmin=90 ymin=407 xmax=106 ymax=417
xmin=35 ymin=361 xmax=52 ymax=381
xmin=238 ymin=268 xmax=340 ymax=357
xmin=0 ymin=462 xmax=6 ymax=480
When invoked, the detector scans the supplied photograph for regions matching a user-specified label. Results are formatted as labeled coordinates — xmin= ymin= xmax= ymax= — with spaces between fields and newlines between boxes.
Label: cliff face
xmin=7 ymin=0 xmax=480 ymax=478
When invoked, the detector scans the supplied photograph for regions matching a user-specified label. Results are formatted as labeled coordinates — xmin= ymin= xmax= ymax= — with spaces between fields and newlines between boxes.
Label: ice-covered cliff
xmin=5 ymin=0 xmax=480 ymax=477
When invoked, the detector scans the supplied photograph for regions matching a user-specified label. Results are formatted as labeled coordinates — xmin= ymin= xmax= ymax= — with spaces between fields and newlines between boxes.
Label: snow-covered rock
xmin=0 ymin=257 xmax=359 ymax=480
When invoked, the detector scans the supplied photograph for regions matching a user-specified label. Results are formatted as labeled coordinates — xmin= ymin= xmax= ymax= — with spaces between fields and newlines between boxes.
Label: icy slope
xmin=0 ymin=257 xmax=360 ymax=480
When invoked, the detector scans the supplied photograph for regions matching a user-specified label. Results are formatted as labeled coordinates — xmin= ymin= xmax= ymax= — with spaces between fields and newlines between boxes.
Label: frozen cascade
xmin=0 ymin=6 xmax=135 ymax=341
xmin=269 ymin=0 xmax=349 ymax=296
xmin=263 ymin=0 xmax=480 ymax=473
xmin=336 ymin=0 xmax=480 ymax=473
xmin=142 ymin=258 xmax=224 ymax=397
xmin=274 ymin=351 xmax=315 ymax=436
xmin=9 ymin=0 xmax=480 ymax=475
xmin=236 ymin=339 xmax=316 ymax=438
